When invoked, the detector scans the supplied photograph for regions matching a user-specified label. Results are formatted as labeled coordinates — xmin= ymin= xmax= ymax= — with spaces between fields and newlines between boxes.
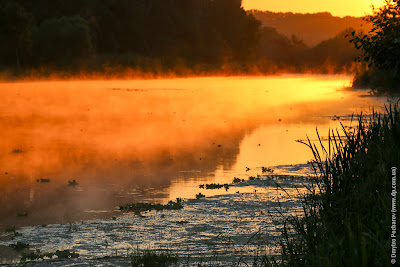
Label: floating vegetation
xmin=5 ymin=225 xmax=16 ymax=233
xmin=130 ymin=249 xmax=178 ymax=267
xmin=68 ymin=222 xmax=79 ymax=232
xmin=248 ymin=176 xmax=256 ymax=180
xmin=11 ymin=149 xmax=23 ymax=154
xmin=261 ymin=167 xmax=274 ymax=173
xmin=201 ymin=183 xmax=230 ymax=190
xmin=199 ymin=184 xmax=205 ymax=189
xmin=5 ymin=225 xmax=22 ymax=237
xmin=17 ymin=212 xmax=28 ymax=217
xmin=176 ymin=220 xmax=189 ymax=224
xmin=55 ymin=249 xmax=79 ymax=259
xmin=21 ymin=250 xmax=46 ymax=261
xmin=119 ymin=198 xmax=183 ymax=213
xmin=196 ymin=193 xmax=205 ymax=199
xmin=20 ymin=249 xmax=79 ymax=261
xmin=68 ymin=180 xmax=78 ymax=186
xmin=233 ymin=177 xmax=244 ymax=183
xmin=9 ymin=241 xmax=29 ymax=251
xmin=36 ymin=178 xmax=50 ymax=183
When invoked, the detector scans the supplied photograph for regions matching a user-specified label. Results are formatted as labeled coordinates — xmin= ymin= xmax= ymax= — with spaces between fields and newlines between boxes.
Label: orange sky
xmin=242 ymin=0 xmax=386 ymax=17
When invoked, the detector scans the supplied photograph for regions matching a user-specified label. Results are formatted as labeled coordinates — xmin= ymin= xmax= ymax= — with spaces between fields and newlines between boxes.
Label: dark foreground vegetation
xmin=269 ymin=105 xmax=400 ymax=266
xmin=0 ymin=0 xmax=362 ymax=79
xmin=349 ymin=0 xmax=400 ymax=94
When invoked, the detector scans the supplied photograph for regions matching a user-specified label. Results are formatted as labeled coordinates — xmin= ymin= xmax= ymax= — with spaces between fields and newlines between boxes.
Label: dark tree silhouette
xmin=0 ymin=0 xmax=33 ymax=68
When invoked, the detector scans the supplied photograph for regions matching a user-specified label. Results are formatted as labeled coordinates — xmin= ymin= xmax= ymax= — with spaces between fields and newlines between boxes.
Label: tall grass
xmin=271 ymin=105 xmax=400 ymax=266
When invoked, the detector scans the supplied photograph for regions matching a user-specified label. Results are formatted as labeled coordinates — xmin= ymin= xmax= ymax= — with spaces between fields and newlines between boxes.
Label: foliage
xmin=348 ymin=0 xmax=400 ymax=92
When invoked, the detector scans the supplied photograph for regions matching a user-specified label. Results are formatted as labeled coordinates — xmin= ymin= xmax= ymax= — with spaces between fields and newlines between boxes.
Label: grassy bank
xmin=271 ymin=105 xmax=400 ymax=266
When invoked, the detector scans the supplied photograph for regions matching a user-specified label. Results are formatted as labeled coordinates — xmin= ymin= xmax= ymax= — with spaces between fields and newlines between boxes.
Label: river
xmin=0 ymin=75 xmax=390 ymax=265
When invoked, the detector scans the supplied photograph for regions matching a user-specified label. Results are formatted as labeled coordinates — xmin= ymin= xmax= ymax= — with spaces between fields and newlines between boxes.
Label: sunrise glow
xmin=242 ymin=0 xmax=386 ymax=17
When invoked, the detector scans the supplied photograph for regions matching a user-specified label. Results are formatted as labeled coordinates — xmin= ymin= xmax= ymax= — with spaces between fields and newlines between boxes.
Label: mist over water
xmin=0 ymin=75 xmax=387 ymax=231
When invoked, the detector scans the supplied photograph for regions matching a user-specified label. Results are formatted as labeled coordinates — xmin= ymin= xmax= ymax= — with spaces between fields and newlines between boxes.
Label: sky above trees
xmin=242 ymin=0 xmax=385 ymax=17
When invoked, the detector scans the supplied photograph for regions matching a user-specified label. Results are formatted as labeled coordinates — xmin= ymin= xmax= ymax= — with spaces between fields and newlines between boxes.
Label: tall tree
xmin=349 ymin=0 xmax=400 ymax=71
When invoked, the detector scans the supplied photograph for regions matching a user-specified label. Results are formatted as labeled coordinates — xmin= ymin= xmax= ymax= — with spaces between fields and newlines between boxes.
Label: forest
xmin=0 ymin=0 xmax=259 ymax=67
xmin=0 ymin=0 xmax=371 ymax=76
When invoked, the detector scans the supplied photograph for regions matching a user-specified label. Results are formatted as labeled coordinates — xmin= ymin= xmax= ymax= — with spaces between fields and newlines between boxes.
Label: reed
xmin=271 ymin=105 xmax=400 ymax=266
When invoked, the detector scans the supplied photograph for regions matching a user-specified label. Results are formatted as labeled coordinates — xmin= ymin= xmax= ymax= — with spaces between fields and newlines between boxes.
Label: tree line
xmin=0 ymin=0 xmax=366 ymax=76
xmin=0 ymin=0 xmax=260 ymax=68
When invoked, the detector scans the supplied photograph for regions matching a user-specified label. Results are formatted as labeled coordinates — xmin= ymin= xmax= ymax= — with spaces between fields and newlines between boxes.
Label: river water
xmin=0 ymin=75 xmax=390 ymax=265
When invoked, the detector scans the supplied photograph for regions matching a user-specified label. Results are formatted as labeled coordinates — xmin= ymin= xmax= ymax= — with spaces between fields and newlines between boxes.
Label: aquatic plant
xmin=20 ymin=249 xmax=79 ymax=261
xmin=5 ymin=225 xmax=22 ymax=237
xmin=176 ymin=220 xmax=189 ymax=224
xmin=233 ymin=177 xmax=242 ymax=183
xmin=196 ymin=193 xmax=205 ymax=199
xmin=261 ymin=167 xmax=274 ymax=173
xmin=130 ymin=249 xmax=178 ymax=267
xmin=68 ymin=180 xmax=78 ymax=186
xmin=5 ymin=225 xmax=16 ymax=233
xmin=249 ymin=176 xmax=256 ymax=180
xmin=206 ymin=183 xmax=229 ymax=190
xmin=119 ymin=198 xmax=183 ymax=213
xmin=68 ymin=222 xmax=79 ymax=232
xmin=16 ymin=212 xmax=28 ymax=217
xmin=36 ymin=178 xmax=50 ymax=183
xmin=21 ymin=250 xmax=46 ymax=261
xmin=199 ymin=184 xmax=205 ymax=189
xmin=55 ymin=249 xmax=79 ymax=259
xmin=11 ymin=149 xmax=23 ymax=153
xmin=9 ymin=241 xmax=29 ymax=251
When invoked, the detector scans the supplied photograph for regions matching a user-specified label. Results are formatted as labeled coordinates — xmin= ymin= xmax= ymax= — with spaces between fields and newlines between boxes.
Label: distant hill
xmin=248 ymin=10 xmax=372 ymax=47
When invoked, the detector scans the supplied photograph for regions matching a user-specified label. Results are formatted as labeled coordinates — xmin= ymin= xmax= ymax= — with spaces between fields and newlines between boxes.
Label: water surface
xmin=0 ymin=75 xmax=387 ymax=231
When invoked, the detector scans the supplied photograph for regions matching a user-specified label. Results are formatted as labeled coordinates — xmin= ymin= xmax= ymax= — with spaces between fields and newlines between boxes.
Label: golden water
xmin=0 ymin=75 xmax=387 ymax=229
